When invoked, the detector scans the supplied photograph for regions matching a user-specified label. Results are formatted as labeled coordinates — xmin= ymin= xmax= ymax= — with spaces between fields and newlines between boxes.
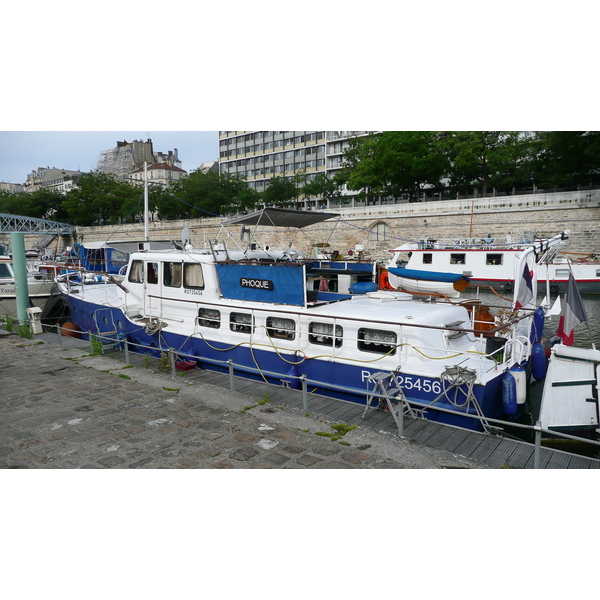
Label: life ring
xmin=550 ymin=284 xmax=559 ymax=294
xmin=504 ymin=281 xmax=513 ymax=292
xmin=379 ymin=269 xmax=393 ymax=290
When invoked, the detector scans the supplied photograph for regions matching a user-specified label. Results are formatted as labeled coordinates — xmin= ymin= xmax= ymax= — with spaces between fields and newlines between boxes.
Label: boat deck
xmin=44 ymin=331 xmax=600 ymax=469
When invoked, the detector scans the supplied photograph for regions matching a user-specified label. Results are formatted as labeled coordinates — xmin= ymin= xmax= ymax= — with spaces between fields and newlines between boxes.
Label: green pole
xmin=10 ymin=233 xmax=29 ymax=324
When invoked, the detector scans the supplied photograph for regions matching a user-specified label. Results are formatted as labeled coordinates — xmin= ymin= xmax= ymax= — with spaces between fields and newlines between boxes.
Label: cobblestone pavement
xmin=0 ymin=330 xmax=483 ymax=469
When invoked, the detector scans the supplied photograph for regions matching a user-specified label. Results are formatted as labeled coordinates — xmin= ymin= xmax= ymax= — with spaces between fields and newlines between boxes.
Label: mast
xmin=144 ymin=161 xmax=149 ymax=243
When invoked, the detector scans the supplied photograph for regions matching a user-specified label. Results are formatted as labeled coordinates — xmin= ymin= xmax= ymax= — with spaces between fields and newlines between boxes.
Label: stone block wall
xmin=62 ymin=190 xmax=600 ymax=262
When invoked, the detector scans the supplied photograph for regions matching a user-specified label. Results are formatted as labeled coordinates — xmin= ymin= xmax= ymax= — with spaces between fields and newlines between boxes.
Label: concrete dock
xmin=0 ymin=329 xmax=483 ymax=469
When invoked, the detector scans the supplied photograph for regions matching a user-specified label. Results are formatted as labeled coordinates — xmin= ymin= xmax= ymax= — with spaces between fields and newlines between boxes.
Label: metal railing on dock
xmin=4 ymin=317 xmax=598 ymax=469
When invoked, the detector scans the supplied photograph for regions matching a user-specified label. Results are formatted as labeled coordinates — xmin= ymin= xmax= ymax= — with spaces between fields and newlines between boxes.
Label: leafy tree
xmin=161 ymin=170 xmax=257 ymax=219
xmin=301 ymin=173 xmax=343 ymax=206
xmin=62 ymin=171 xmax=138 ymax=225
xmin=0 ymin=188 xmax=66 ymax=221
xmin=376 ymin=131 xmax=449 ymax=201
xmin=441 ymin=131 xmax=524 ymax=197
xmin=336 ymin=132 xmax=449 ymax=202
xmin=261 ymin=176 xmax=297 ymax=207
xmin=530 ymin=131 xmax=600 ymax=189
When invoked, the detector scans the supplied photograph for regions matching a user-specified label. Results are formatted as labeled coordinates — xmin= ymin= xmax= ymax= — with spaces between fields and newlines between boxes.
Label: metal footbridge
xmin=0 ymin=213 xmax=75 ymax=235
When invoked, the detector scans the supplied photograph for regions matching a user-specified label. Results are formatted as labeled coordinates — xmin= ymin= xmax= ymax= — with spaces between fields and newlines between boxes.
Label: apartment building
xmin=98 ymin=139 xmax=183 ymax=181
xmin=218 ymin=131 xmax=370 ymax=209
xmin=23 ymin=167 xmax=85 ymax=193
xmin=128 ymin=162 xmax=187 ymax=187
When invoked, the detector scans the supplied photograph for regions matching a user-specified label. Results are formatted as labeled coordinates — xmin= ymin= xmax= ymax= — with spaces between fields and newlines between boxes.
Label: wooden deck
xmin=44 ymin=332 xmax=600 ymax=469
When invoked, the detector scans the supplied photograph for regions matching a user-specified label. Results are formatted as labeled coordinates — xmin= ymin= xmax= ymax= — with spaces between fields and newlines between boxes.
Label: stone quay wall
xmin=65 ymin=189 xmax=600 ymax=262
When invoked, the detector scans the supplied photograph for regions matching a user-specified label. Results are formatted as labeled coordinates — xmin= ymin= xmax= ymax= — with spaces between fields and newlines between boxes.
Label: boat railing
xmin=41 ymin=323 xmax=600 ymax=468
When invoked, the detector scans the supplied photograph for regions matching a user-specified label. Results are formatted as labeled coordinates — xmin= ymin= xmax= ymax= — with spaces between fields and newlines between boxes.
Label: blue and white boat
xmin=56 ymin=209 xmax=577 ymax=434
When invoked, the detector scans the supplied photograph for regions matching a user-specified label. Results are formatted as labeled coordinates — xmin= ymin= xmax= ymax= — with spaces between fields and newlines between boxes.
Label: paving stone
xmin=208 ymin=460 xmax=235 ymax=469
xmin=0 ymin=334 xmax=486 ymax=470
xmin=296 ymin=455 xmax=323 ymax=467
xmin=341 ymin=450 xmax=372 ymax=464
xmin=230 ymin=447 xmax=259 ymax=461
xmin=97 ymin=456 xmax=126 ymax=467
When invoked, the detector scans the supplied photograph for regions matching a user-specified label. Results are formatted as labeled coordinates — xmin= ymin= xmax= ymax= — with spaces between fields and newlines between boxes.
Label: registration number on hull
xmin=362 ymin=370 xmax=443 ymax=395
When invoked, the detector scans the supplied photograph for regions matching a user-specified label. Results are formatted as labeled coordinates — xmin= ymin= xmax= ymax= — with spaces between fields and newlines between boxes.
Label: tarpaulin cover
xmin=388 ymin=267 xmax=470 ymax=283
xmin=215 ymin=262 xmax=306 ymax=305
xmin=222 ymin=207 xmax=339 ymax=229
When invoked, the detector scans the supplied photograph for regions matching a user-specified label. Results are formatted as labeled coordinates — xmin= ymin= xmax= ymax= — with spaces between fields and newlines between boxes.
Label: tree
xmin=442 ymin=132 xmax=524 ymax=197
xmin=301 ymin=173 xmax=342 ymax=207
xmin=530 ymin=131 xmax=600 ymax=189
xmin=376 ymin=131 xmax=450 ymax=201
xmin=162 ymin=170 xmax=258 ymax=219
xmin=335 ymin=134 xmax=386 ymax=203
xmin=261 ymin=176 xmax=297 ymax=207
xmin=62 ymin=171 xmax=138 ymax=226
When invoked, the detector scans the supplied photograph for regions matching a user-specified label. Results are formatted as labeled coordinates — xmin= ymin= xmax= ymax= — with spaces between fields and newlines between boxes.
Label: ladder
xmin=362 ymin=371 xmax=421 ymax=436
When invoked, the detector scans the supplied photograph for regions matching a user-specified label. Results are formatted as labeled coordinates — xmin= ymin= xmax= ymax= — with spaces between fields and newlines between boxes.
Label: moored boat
xmin=386 ymin=234 xmax=600 ymax=294
xmin=57 ymin=208 xmax=587 ymax=437
xmin=0 ymin=246 xmax=60 ymax=319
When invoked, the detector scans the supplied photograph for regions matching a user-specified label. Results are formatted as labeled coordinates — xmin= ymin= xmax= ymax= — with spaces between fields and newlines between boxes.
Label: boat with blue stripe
xmin=57 ymin=209 xmax=589 ymax=436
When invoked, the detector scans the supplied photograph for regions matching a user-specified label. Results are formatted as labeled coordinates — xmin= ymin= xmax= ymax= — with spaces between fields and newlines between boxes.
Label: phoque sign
xmin=240 ymin=277 xmax=273 ymax=291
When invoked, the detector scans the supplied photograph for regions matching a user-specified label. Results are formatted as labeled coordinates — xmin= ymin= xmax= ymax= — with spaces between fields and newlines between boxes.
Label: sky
xmin=0 ymin=131 xmax=219 ymax=184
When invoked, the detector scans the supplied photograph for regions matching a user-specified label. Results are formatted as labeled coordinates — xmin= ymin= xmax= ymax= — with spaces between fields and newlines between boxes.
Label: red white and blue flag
xmin=557 ymin=272 xmax=588 ymax=345
xmin=514 ymin=263 xmax=534 ymax=309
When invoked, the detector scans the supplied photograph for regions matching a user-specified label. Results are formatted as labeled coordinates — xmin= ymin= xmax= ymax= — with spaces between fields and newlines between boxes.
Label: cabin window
xmin=184 ymin=263 xmax=205 ymax=289
xmin=163 ymin=262 xmax=182 ymax=288
xmin=266 ymin=316 xmax=295 ymax=340
xmin=230 ymin=312 xmax=254 ymax=334
xmin=0 ymin=263 xmax=11 ymax=278
xmin=147 ymin=262 xmax=158 ymax=285
xmin=309 ymin=322 xmax=343 ymax=347
xmin=422 ymin=253 xmax=432 ymax=264
xmin=450 ymin=253 xmax=466 ymax=265
xmin=486 ymin=254 xmax=503 ymax=266
xmin=555 ymin=269 xmax=570 ymax=278
xmin=198 ymin=308 xmax=220 ymax=328
xmin=357 ymin=328 xmax=397 ymax=355
xmin=128 ymin=260 xmax=144 ymax=283
xmin=597 ymin=269 xmax=600 ymax=278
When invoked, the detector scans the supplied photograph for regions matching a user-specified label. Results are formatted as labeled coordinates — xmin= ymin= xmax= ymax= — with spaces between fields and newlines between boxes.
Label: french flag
xmin=557 ymin=272 xmax=588 ymax=345
xmin=514 ymin=263 xmax=534 ymax=309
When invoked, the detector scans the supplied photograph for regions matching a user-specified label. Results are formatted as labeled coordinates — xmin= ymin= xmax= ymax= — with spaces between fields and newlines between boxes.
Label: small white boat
xmin=0 ymin=253 xmax=60 ymax=319
xmin=386 ymin=233 xmax=600 ymax=294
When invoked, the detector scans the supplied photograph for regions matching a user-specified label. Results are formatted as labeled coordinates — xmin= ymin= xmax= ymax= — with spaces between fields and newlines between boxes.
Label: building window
xmin=309 ymin=322 xmax=343 ymax=347
xmin=357 ymin=328 xmax=397 ymax=355
xmin=230 ymin=312 xmax=254 ymax=334
xmin=198 ymin=308 xmax=220 ymax=328
xmin=266 ymin=316 xmax=295 ymax=340
xmin=369 ymin=222 xmax=390 ymax=242
xmin=183 ymin=263 xmax=204 ymax=289
xmin=163 ymin=262 xmax=182 ymax=287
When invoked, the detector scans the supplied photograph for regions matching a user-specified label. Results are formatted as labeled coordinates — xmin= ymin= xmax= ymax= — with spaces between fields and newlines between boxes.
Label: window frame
xmin=197 ymin=307 xmax=220 ymax=329
xmin=230 ymin=312 xmax=254 ymax=334
xmin=357 ymin=327 xmax=397 ymax=355
xmin=308 ymin=321 xmax=343 ymax=347
xmin=266 ymin=316 xmax=296 ymax=340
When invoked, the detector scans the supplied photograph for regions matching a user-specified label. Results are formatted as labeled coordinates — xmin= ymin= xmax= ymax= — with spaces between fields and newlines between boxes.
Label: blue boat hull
xmin=65 ymin=295 xmax=508 ymax=432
